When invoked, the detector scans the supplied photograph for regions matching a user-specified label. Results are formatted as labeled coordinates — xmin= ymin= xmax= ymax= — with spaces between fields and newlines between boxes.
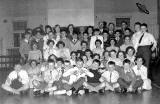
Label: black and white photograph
xmin=0 ymin=0 xmax=160 ymax=104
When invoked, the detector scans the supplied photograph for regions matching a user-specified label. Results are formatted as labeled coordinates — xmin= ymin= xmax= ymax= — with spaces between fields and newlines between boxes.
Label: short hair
xmin=109 ymin=50 xmax=117 ymax=56
xmin=141 ymin=23 xmax=148 ymax=28
xmin=93 ymin=59 xmax=101 ymax=66
xmin=67 ymin=24 xmax=74 ymax=29
xmin=70 ymin=51 xmax=77 ymax=56
xmin=117 ymin=51 xmax=126 ymax=58
xmin=95 ymin=39 xmax=102 ymax=45
xmin=56 ymin=41 xmax=65 ymax=48
xmin=103 ymin=50 xmax=109 ymax=56
xmin=108 ymin=61 xmax=116 ymax=66
xmin=76 ymin=57 xmax=84 ymax=63
xmin=92 ymin=53 xmax=100 ymax=59
xmin=121 ymin=21 xmax=127 ymax=25
xmin=102 ymin=30 xmax=109 ymax=34
xmin=56 ymin=58 xmax=64 ymax=64
xmin=108 ymin=22 xmax=115 ymax=27
xmin=126 ymin=46 xmax=135 ymax=55
xmin=135 ymin=55 xmax=145 ymax=64
xmin=94 ymin=28 xmax=100 ymax=32
xmin=125 ymin=28 xmax=132 ymax=32
xmin=48 ymin=59 xmax=55 ymax=63
xmin=85 ymin=49 xmax=93 ymax=57
xmin=81 ymin=54 xmax=88 ymax=60
xmin=29 ymin=60 xmax=38 ymax=66
xmin=48 ymin=54 xmax=57 ymax=61
xmin=124 ymin=35 xmax=131 ymax=40
xmin=45 ymin=25 xmax=52 ymax=33
xmin=47 ymin=39 xmax=55 ymax=46
xmin=109 ymin=38 xmax=117 ymax=45
xmin=55 ymin=24 xmax=60 ymax=28
xmin=123 ymin=59 xmax=131 ymax=65
xmin=86 ymin=26 xmax=93 ymax=32
xmin=81 ymin=40 xmax=88 ymax=46
xmin=134 ymin=22 xmax=141 ymax=26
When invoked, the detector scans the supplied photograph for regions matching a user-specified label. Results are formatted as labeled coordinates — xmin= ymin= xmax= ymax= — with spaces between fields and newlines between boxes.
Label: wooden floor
xmin=0 ymin=66 xmax=160 ymax=104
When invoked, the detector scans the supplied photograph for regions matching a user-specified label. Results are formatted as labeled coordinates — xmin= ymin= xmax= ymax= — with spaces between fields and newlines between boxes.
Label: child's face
xmin=127 ymin=49 xmax=134 ymax=56
xmin=93 ymin=55 xmax=100 ymax=60
xmin=124 ymin=37 xmax=130 ymax=44
xmin=31 ymin=61 xmax=37 ymax=68
xmin=108 ymin=64 xmax=115 ymax=72
xmin=55 ymin=26 xmax=60 ymax=33
xmin=123 ymin=63 xmax=130 ymax=70
xmin=48 ymin=32 xmax=54 ymax=39
xmin=57 ymin=61 xmax=63 ymax=68
xmin=92 ymin=62 xmax=99 ymax=70
xmin=118 ymin=52 xmax=124 ymax=60
xmin=136 ymin=58 xmax=143 ymax=67
xmin=81 ymin=43 xmax=87 ymax=50
xmin=82 ymin=56 xmax=88 ymax=62
xmin=48 ymin=62 xmax=55 ymax=69
xmin=14 ymin=65 xmax=22 ymax=72
xmin=83 ymin=33 xmax=88 ymax=39
xmin=95 ymin=42 xmax=101 ymax=48
xmin=69 ymin=26 xmax=73 ymax=32
xmin=115 ymin=32 xmax=120 ymax=37
xmin=110 ymin=52 xmax=117 ymax=58
xmin=125 ymin=30 xmax=130 ymax=35
xmin=73 ymin=34 xmax=78 ymax=39
xmin=94 ymin=31 xmax=100 ymax=36
xmin=103 ymin=33 xmax=108 ymax=39
xmin=76 ymin=61 xmax=83 ymax=68
xmin=71 ymin=53 xmax=76 ymax=59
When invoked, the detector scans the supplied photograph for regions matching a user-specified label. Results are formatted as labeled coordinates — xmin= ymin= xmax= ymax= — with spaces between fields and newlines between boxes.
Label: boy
xmin=2 ymin=64 xmax=29 ymax=95
xmin=132 ymin=56 xmax=152 ymax=90
xmin=90 ymin=29 xmax=103 ymax=50
xmin=83 ymin=59 xmax=104 ymax=93
xmin=92 ymin=39 xmax=104 ymax=57
xmin=100 ymin=61 xmax=120 ymax=92
xmin=118 ymin=59 xmax=143 ymax=93
xmin=62 ymin=58 xmax=94 ymax=95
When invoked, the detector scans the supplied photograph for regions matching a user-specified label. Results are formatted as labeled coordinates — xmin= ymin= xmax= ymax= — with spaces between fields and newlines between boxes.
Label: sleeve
xmin=19 ymin=70 xmax=29 ymax=85
xmin=90 ymin=37 xmax=94 ymax=50
xmin=8 ymin=71 xmax=17 ymax=81
xmin=112 ymin=71 xmax=119 ymax=83
xmin=149 ymin=34 xmax=157 ymax=48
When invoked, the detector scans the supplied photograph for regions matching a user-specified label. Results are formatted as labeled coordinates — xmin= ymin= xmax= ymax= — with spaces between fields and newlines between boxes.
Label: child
xmin=118 ymin=59 xmax=143 ymax=93
xmin=92 ymin=39 xmax=104 ymax=58
xmin=100 ymin=61 xmax=120 ymax=92
xmin=132 ymin=56 xmax=152 ymax=90
xmin=108 ymin=50 xmax=122 ymax=66
xmin=90 ymin=29 xmax=103 ymax=50
xmin=83 ymin=59 xmax=104 ymax=93
xmin=70 ymin=51 xmax=77 ymax=66
xmin=62 ymin=58 xmax=94 ymax=95
xmin=2 ymin=64 xmax=29 ymax=95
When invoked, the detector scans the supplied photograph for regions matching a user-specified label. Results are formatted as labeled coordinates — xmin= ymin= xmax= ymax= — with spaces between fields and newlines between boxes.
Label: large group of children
xmin=1 ymin=21 xmax=156 ymax=96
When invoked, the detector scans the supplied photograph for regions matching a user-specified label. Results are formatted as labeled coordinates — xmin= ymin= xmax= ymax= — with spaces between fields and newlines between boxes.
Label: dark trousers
xmin=118 ymin=78 xmax=143 ymax=90
xmin=137 ymin=45 xmax=151 ymax=69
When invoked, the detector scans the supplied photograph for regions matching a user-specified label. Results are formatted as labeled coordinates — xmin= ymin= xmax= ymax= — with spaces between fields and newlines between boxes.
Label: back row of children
xmin=2 ymin=52 xmax=152 ymax=96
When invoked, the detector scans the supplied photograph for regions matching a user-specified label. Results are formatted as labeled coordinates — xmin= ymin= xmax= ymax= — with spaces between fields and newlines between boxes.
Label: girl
xmin=28 ymin=42 xmax=42 ymax=63
xmin=106 ymin=39 xmax=119 ymax=52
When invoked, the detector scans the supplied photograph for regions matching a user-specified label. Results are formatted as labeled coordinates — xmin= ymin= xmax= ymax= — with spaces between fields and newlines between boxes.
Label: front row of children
xmin=1 ymin=56 xmax=152 ymax=96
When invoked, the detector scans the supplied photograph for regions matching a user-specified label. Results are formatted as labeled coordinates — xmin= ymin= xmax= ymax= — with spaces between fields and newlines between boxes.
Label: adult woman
xmin=28 ymin=42 xmax=42 ymax=63
xmin=56 ymin=41 xmax=70 ymax=60
xmin=106 ymin=39 xmax=119 ymax=52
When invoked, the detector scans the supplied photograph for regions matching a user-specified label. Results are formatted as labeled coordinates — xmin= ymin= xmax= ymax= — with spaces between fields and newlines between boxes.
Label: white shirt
xmin=132 ymin=31 xmax=157 ymax=51
xmin=90 ymin=35 xmax=103 ymax=50
xmin=43 ymin=47 xmax=58 ymax=61
xmin=132 ymin=65 xmax=148 ymax=80
xmin=8 ymin=70 xmax=29 ymax=85
xmin=101 ymin=70 xmax=119 ymax=83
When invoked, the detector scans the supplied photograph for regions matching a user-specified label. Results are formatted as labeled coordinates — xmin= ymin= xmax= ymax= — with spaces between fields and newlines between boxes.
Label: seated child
xmin=118 ymin=59 xmax=143 ymax=93
xmin=56 ymin=58 xmax=94 ymax=96
xmin=132 ymin=56 xmax=152 ymax=91
xmin=83 ymin=59 xmax=104 ymax=93
xmin=2 ymin=64 xmax=29 ymax=95
xmin=100 ymin=61 xmax=120 ymax=92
